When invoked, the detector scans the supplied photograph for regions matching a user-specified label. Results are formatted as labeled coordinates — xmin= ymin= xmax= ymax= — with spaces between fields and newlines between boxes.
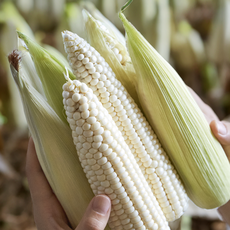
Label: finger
xmin=76 ymin=195 xmax=111 ymax=230
xmin=188 ymin=87 xmax=219 ymax=123
xmin=210 ymin=120 xmax=230 ymax=161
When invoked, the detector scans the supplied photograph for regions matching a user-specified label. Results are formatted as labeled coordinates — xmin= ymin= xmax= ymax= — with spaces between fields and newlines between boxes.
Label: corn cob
xmin=62 ymin=30 xmax=188 ymax=223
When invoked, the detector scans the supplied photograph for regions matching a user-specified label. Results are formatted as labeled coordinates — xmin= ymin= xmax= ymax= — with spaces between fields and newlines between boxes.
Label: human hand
xmin=189 ymin=88 xmax=230 ymax=225
xmin=26 ymin=138 xmax=111 ymax=230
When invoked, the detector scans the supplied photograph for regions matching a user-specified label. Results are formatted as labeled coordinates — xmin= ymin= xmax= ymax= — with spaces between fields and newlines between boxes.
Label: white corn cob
xmin=62 ymin=30 xmax=188 ymax=222
xmin=62 ymin=73 xmax=170 ymax=230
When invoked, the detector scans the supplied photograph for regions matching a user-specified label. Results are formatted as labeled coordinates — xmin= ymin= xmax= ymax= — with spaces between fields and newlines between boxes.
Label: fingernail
xmin=217 ymin=122 xmax=227 ymax=135
xmin=92 ymin=195 xmax=110 ymax=214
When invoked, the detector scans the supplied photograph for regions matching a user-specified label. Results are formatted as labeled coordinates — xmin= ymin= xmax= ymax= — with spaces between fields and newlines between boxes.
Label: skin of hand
xmin=26 ymin=87 xmax=230 ymax=230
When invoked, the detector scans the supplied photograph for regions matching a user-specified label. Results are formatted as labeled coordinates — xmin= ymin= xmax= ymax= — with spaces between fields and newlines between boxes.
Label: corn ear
xmin=17 ymin=32 xmax=74 ymax=123
xmin=8 ymin=49 xmax=101 ymax=229
xmin=119 ymin=12 xmax=230 ymax=209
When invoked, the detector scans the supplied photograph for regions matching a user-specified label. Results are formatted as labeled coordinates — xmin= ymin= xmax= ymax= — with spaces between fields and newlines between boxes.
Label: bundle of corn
xmin=8 ymin=1 xmax=230 ymax=230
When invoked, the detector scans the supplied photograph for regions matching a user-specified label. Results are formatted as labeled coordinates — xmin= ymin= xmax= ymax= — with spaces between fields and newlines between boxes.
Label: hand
xmin=26 ymin=138 xmax=111 ymax=230
xmin=189 ymin=88 xmax=230 ymax=225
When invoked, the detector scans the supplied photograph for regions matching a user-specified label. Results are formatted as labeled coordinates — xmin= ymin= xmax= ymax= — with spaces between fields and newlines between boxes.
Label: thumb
xmin=76 ymin=195 xmax=111 ymax=230
xmin=210 ymin=120 xmax=230 ymax=161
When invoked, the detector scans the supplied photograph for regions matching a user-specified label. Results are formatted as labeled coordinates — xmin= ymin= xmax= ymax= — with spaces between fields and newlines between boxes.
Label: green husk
xmin=119 ymin=11 xmax=230 ymax=209
xmin=10 ymin=62 xmax=94 ymax=228
xmin=17 ymin=32 xmax=75 ymax=123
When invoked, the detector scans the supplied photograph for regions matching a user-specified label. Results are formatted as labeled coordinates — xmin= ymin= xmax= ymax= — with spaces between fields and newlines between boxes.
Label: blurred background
xmin=0 ymin=0 xmax=230 ymax=229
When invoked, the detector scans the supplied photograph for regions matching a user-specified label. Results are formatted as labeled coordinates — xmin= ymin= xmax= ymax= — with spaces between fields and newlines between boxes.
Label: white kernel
xmin=93 ymin=135 xmax=103 ymax=142
xmin=92 ymin=142 xmax=102 ymax=148
xmin=78 ymin=135 xmax=86 ymax=143
xmin=66 ymin=98 xmax=74 ymax=106
xmin=97 ymin=81 xmax=104 ymax=88
xmin=116 ymin=209 xmax=125 ymax=216
xmin=99 ymin=144 xmax=109 ymax=152
xmin=79 ymin=96 xmax=88 ymax=104
xmin=97 ymin=157 xmax=107 ymax=165
xmin=83 ymin=142 xmax=91 ymax=150
xmin=99 ymin=87 xmax=106 ymax=93
xmin=101 ymin=180 xmax=110 ymax=187
xmin=62 ymin=91 xmax=69 ymax=99
xmin=110 ymin=177 xmax=120 ymax=185
xmin=101 ymin=162 xmax=112 ymax=170
xmin=76 ymin=127 xmax=83 ymax=135
xmin=89 ymin=79 xmax=98 ymax=86
xmin=102 ymin=148 xmax=112 ymax=157
xmin=91 ymin=122 xmax=100 ymax=131
xmin=107 ymin=172 xmax=117 ymax=180
xmin=84 ymin=75 xmax=92 ymax=83
xmin=76 ymin=143 xmax=82 ymax=150
xmin=107 ymin=195 xmax=116 ymax=203
xmin=88 ymin=67 xmax=96 ymax=74
xmin=97 ymin=175 xmax=106 ymax=181
xmin=65 ymin=111 xmax=73 ymax=118
xmin=81 ymin=71 xmax=89 ymax=78
xmin=103 ymin=81 xmax=110 ymax=88
xmin=85 ymin=62 xmax=94 ymax=69
xmin=82 ymin=123 xmax=91 ymax=130
xmin=89 ymin=148 xmax=97 ymax=154
xmin=96 ymin=64 xmax=103 ymax=73
xmin=80 ymin=83 xmax=88 ymax=93
xmin=90 ymin=55 xmax=97 ymax=63
xmin=96 ymin=111 xmax=104 ymax=121
xmin=93 ymin=152 xmax=102 ymax=160
xmin=72 ymin=93 xmax=80 ymax=102
xmin=90 ymin=109 xmax=98 ymax=117
xmin=86 ymin=117 xmax=96 ymax=124
xmin=85 ymin=51 xmax=92 ymax=57
xmin=95 ymin=169 xmax=104 ymax=175
xmin=79 ymin=103 xmax=89 ymax=111
xmin=105 ymin=188 xmax=113 ymax=194
xmin=104 ymin=168 xmax=114 ymax=175
xmin=77 ymin=66 xmax=85 ymax=74
xmin=112 ymin=48 xmax=119 ymax=55
xmin=82 ymin=58 xmax=89 ymax=64
xmin=104 ymin=102 xmax=111 ymax=109
xmin=87 ymin=159 xmax=96 ymax=165
xmin=77 ymin=54 xmax=84 ymax=60
xmin=156 ymin=167 xmax=164 ymax=176
xmin=111 ymin=182 xmax=122 ymax=190
xmin=81 ymin=111 xmax=90 ymax=119
xmin=94 ymin=127 xmax=104 ymax=135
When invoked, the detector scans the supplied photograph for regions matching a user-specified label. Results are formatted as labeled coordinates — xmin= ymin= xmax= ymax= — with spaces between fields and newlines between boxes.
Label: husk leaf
xmin=10 ymin=60 xmax=96 ymax=229
xmin=17 ymin=32 xmax=75 ymax=123
xmin=119 ymin=12 xmax=230 ymax=209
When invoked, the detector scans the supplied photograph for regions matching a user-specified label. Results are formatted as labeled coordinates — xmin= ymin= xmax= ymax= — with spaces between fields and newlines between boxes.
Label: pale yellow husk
xmin=119 ymin=12 xmax=230 ymax=209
